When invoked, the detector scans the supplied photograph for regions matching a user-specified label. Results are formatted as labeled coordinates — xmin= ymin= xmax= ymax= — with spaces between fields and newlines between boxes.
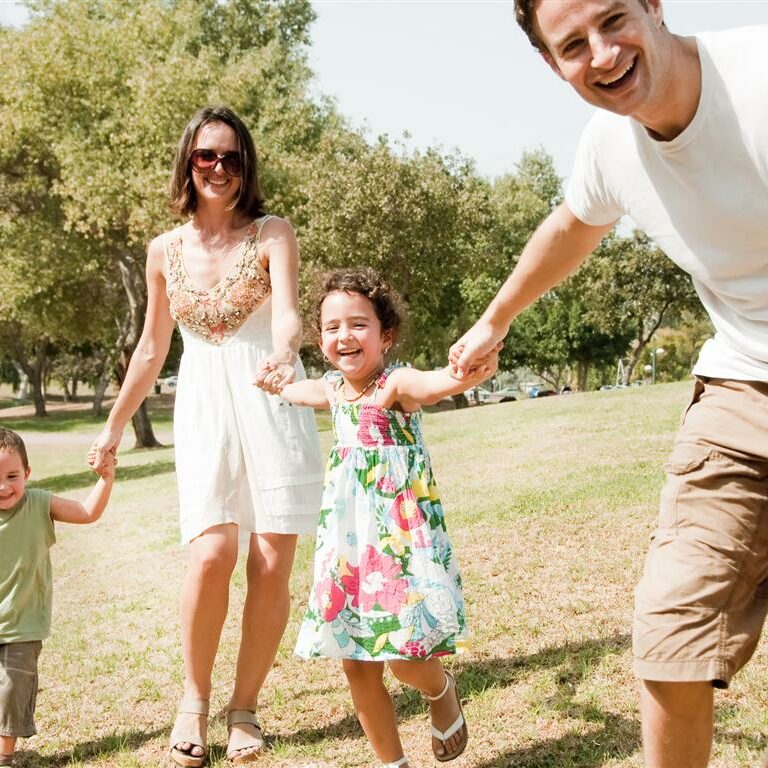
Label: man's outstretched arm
xmin=450 ymin=202 xmax=615 ymax=375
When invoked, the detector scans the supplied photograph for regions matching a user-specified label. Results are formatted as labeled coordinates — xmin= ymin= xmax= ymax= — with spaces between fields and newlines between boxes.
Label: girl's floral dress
xmin=295 ymin=367 xmax=469 ymax=661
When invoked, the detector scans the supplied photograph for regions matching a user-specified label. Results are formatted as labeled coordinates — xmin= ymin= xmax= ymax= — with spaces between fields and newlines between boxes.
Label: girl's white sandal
xmin=424 ymin=671 xmax=468 ymax=762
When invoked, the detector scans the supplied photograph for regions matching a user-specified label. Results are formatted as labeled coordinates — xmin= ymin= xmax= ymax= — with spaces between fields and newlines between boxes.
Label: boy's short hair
xmin=0 ymin=427 xmax=29 ymax=469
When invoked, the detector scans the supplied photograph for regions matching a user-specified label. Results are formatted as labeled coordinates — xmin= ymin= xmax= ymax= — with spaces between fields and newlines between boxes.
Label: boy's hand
xmin=89 ymin=446 xmax=116 ymax=481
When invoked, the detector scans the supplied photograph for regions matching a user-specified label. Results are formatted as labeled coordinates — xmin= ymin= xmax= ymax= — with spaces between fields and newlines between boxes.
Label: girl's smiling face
xmin=0 ymin=449 xmax=29 ymax=510
xmin=319 ymin=290 xmax=393 ymax=386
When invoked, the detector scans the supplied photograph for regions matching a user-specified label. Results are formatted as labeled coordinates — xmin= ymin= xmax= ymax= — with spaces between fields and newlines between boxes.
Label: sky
xmin=1 ymin=0 xmax=767 ymax=181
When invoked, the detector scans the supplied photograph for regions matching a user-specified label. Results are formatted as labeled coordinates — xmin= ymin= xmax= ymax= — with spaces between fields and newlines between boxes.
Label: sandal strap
xmin=227 ymin=709 xmax=260 ymax=728
xmin=431 ymin=710 xmax=465 ymax=742
xmin=170 ymin=697 xmax=209 ymax=748
xmin=424 ymin=672 xmax=452 ymax=701
xmin=178 ymin=697 xmax=210 ymax=716
xmin=383 ymin=759 xmax=409 ymax=768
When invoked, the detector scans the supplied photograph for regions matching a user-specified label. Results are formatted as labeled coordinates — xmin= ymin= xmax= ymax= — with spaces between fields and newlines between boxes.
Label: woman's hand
xmin=253 ymin=354 xmax=296 ymax=395
xmin=88 ymin=428 xmax=122 ymax=473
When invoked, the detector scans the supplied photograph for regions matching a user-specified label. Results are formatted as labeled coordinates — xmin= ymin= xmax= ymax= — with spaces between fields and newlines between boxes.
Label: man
xmin=450 ymin=2 xmax=768 ymax=766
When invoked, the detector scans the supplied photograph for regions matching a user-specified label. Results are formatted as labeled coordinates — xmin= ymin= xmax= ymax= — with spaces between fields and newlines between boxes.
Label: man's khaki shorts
xmin=0 ymin=641 xmax=42 ymax=737
xmin=634 ymin=377 xmax=768 ymax=687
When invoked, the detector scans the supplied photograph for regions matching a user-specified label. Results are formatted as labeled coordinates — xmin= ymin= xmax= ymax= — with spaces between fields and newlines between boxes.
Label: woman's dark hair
xmin=169 ymin=105 xmax=267 ymax=219
xmin=0 ymin=427 xmax=29 ymax=469
xmin=515 ymin=0 xmax=650 ymax=52
xmin=315 ymin=268 xmax=403 ymax=341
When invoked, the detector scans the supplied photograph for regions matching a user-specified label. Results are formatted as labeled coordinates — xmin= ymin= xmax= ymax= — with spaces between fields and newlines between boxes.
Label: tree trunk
xmin=115 ymin=246 xmax=161 ymax=448
xmin=13 ymin=362 xmax=29 ymax=401
xmin=92 ymin=367 xmax=111 ymax=416
xmin=576 ymin=360 xmax=589 ymax=392
xmin=12 ymin=334 xmax=49 ymax=417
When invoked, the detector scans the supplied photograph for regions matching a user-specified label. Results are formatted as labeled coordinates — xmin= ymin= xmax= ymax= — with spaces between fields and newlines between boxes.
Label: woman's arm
xmin=90 ymin=236 xmax=175 ymax=468
xmin=255 ymin=218 xmax=303 ymax=394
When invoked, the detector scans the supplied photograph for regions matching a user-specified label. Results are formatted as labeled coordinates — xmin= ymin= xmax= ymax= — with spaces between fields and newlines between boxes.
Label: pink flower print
xmin=357 ymin=404 xmax=395 ymax=447
xmin=376 ymin=475 xmax=398 ymax=495
xmin=341 ymin=564 xmax=361 ymax=608
xmin=390 ymin=489 xmax=425 ymax=531
xmin=358 ymin=545 xmax=408 ymax=613
xmin=400 ymin=640 xmax=428 ymax=658
xmin=315 ymin=578 xmax=346 ymax=621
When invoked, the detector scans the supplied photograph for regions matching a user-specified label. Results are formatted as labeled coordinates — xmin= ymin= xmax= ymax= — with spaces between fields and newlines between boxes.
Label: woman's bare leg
xmin=227 ymin=532 xmax=298 ymax=758
xmin=175 ymin=524 xmax=239 ymax=756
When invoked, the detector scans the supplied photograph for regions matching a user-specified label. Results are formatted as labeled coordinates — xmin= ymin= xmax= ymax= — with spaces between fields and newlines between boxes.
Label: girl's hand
xmin=253 ymin=354 xmax=296 ymax=395
xmin=449 ymin=323 xmax=505 ymax=379
xmin=88 ymin=429 xmax=121 ymax=473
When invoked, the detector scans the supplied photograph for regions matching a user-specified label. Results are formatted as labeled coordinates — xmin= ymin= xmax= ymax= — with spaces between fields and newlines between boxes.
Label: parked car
xmin=528 ymin=386 xmax=556 ymax=399
xmin=164 ymin=375 xmax=178 ymax=390
xmin=486 ymin=387 xmax=519 ymax=404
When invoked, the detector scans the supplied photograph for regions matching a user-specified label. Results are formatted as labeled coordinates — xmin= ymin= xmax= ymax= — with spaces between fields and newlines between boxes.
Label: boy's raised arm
xmin=50 ymin=457 xmax=115 ymax=525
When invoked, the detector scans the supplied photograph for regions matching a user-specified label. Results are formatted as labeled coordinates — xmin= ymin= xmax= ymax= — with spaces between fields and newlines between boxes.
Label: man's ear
xmin=541 ymin=49 xmax=565 ymax=81
xmin=647 ymin=0 xmax=664 ymax=28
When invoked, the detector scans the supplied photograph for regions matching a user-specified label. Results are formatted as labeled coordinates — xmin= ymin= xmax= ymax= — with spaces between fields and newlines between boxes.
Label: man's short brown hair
xmin=515 ymin=0 xmax=650 ymax=52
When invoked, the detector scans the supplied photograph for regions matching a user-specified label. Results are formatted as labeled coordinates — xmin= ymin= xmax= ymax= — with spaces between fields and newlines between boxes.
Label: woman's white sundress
xmin=163 ymin=216 xmax=324 ymax=544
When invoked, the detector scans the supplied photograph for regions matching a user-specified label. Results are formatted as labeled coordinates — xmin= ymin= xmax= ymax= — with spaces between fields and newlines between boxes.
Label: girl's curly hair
xmin=314 ymin=268 xmax=403 ymax=341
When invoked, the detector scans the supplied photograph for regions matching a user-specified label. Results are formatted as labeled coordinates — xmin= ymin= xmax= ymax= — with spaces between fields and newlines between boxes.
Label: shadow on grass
xmin=14 ymin=727 xmax=165 ymax=767
xmin=274 ymin=634 xmax=634 ymax=757
xmin=29 ymin=460 xmax=176 ymax=493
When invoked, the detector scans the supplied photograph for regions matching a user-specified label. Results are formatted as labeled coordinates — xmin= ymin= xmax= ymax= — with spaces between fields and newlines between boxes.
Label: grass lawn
xmin=5 ymin=381 xmax=768 ymax=767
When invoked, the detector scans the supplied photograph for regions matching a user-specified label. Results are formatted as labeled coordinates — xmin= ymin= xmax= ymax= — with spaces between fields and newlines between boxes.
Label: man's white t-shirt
xmin=565 ymin=26 xmax=768 ymax=381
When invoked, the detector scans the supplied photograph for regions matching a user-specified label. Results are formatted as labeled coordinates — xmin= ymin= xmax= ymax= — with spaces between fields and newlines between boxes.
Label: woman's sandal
xmin=226 ymin=710 xmax=265 ymax=764
xmin=169 ymin=697 xmax=209 ymax=767
xmin=424 ymin=671 xmax=468 ymax=762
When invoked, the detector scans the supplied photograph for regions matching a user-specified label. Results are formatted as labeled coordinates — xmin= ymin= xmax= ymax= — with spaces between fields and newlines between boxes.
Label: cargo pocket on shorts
xmin=657 ymin=441 xmax=711 ymax=531
xmin=679 ymin=377 xmax=706 ymax=428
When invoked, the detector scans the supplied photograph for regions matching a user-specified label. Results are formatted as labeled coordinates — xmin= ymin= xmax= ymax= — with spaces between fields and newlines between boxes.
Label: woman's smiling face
xmin=190 ymin=121 xmax=241 ymax=206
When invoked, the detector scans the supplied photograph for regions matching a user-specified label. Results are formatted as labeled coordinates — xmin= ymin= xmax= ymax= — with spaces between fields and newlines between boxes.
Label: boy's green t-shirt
xmin=0 ymin=488 xmax=55 ymax=643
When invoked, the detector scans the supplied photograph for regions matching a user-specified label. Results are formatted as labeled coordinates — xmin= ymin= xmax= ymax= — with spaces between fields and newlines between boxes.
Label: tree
xmin=0 ymin=0 xmax=329 ymax=442
xmin=582 ymin=232 xmax=702 ymax=384
xmin=296 ymin=130 xmax=493 ymax=366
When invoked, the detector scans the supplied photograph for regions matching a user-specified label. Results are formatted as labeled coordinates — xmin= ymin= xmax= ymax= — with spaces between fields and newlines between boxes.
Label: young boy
xmin=0 ymin=427 xmax=115 ymax=766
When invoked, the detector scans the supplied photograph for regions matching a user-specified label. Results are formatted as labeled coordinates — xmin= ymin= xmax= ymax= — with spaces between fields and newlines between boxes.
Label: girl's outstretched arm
xmin=254 ymin=377 xmax=330 ymax=409
xmin=381 ymin=354 xmax=498 ymax=411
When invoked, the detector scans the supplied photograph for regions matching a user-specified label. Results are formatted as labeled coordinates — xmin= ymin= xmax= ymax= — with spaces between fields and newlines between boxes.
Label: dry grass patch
xmin=8 ymin=381 xmax=768 ymax=766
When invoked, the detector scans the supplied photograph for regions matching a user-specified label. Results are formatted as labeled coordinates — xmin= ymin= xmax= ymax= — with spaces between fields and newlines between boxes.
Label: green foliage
xmin=297 ymin=130 xmax=493 ymax=365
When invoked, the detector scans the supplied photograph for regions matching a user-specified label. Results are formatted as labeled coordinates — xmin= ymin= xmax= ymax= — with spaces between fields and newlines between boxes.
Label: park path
xmin=0 ymin=399 xmax=174 ymax=446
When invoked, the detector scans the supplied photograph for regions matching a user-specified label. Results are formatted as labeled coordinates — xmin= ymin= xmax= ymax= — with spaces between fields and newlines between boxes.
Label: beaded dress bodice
xmin=165 ymin=217 xmax=272 ymax=344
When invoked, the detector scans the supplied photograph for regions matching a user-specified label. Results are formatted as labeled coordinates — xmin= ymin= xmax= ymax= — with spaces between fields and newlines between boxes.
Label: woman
xmin=89 ymin=106 xmax=323 ymax=766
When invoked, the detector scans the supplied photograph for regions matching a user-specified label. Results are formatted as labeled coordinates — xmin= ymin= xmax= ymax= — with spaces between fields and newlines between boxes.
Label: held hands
xmin=87 ymin=430 xmax=121 ymax=476
xmin=89 ymin=448 xmax=117 ymax=481
xmin=457 ymin=343 xmax=502 ymax=387
xmin=253 ymin=353 xmax=296 ymax=395
xmin=449 ymin=321 xmax=505 ymax=380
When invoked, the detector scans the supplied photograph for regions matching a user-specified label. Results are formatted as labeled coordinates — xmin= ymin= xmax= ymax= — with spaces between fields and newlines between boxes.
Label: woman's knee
xmin=189 ymin=529 xmax=238 ymax=582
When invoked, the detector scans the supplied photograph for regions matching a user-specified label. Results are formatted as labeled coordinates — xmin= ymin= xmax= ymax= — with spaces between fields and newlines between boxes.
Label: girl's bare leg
xmin=227 ymin=532 xmax=298 ymax=759
xmin=343 ymin=659 xmax=407 ymax=765
xmin=389 ymin=658 xmax=465 ymax=759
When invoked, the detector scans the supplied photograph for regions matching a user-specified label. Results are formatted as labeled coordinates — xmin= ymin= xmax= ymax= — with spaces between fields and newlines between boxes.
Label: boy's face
xmin=0 ymin=449 xmax=30 ymax=510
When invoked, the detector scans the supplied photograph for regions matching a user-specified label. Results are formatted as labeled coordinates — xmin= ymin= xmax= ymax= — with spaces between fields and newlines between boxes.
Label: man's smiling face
xmin=534 ymin=0 xmax=669 ymax=121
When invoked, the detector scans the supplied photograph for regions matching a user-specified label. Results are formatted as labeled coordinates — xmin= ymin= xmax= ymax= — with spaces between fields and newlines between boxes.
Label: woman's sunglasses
xmin=189 ymin=149 xmax=243 ymax=177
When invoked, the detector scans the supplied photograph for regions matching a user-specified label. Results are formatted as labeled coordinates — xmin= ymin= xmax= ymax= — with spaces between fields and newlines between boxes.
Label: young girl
xmin=256 ymin=268 xmax=498 ymax=767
